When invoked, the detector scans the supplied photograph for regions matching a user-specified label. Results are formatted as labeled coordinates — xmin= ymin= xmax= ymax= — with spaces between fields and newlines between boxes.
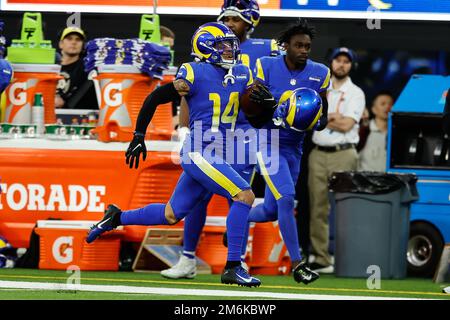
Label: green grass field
xmin=0 ymin=268 xmax=448 ymax=300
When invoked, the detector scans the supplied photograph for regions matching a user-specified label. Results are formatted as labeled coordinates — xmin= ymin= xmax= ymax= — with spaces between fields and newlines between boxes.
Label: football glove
xmin=249 ymin=83 xmax=277 ymax=112
xmin=125 ymin=132 xmax=147 ymax=169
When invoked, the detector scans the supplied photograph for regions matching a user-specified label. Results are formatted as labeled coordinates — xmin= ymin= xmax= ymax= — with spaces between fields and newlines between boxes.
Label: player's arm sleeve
xmin=175 ymin=63 xmax=197 ymax=96
xmin=135 ymin=81 xmax=184 ymax=134
xmin=270 ymin=39 xmax=281 ymax=56
xmin=314 ymin=91 xmax=329 ymax=131
xmin=254 ymin=58 xmax=268 ymax=86
xmin=246 ymin=65 xmax=254 ymax=88
xmin=247 ymin=59 xmax=274 ymax=128
xmin=318 ymin=67 xmax=331 ymax=93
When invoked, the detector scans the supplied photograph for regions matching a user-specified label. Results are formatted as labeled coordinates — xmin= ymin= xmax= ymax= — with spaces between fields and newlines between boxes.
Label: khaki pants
xmin=308 ymin=147 xmax=358 ymax=266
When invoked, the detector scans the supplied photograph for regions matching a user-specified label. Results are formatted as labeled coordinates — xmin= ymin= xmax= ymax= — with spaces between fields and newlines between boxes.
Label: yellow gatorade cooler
xmin=93 ymin=64 xmax=174 ymax=142
xmin=4 ymin=64 xmax=61 ymax=124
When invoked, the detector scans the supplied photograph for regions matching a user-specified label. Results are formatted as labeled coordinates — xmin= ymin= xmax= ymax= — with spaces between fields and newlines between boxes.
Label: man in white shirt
xmin=308 ymin=47 xmax=366 ymax=273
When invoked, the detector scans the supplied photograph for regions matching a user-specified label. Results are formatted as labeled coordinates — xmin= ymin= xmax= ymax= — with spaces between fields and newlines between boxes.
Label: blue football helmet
xmin=273 ymin=88 xmax=323 ymax=131
xmin=0 ymin=59 xmax=13 ymax=94
xmin=191 ymin=22 xmax=240 ymax=69
xmin=217 ymin=0 xmax=261 ymax=34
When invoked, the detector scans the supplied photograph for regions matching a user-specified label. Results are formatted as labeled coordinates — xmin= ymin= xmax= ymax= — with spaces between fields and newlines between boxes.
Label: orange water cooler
xmin=35 ymin=220 xmax=125 ymax=271
xmin=249 ymin=221 xmax=291 ymax=276
xmin=92 ymin=65 xmax=176 ymax=142
xmin=4 ymin=64 xmax=61 ymax=124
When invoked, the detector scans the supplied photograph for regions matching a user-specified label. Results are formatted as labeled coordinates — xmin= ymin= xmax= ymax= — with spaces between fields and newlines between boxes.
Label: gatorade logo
xmin=104 ymin=83 xmax=123 ymax=107
xmin=0 ymin=183 xmax=106 ymax=212
xmin=52 ymin=236 xmax=73 ymax=264
xmin=8 ymin=82 xmax=28 ymax=106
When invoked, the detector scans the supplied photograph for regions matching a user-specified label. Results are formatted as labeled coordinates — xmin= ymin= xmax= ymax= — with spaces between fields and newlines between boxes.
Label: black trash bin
xmin=329 ymin=172 xmax=419 ymax=279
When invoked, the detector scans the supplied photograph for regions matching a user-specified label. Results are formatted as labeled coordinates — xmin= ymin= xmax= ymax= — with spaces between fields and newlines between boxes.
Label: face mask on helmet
xmin=191 ymin=22 xmax=241 ymax=69
xmin=273 ymin=88 xmax=323 ymax=132
xmin=214 ymin=38 xmax=240 ymax=68
xmin=217 ymin=0 xmax=260 ymax=34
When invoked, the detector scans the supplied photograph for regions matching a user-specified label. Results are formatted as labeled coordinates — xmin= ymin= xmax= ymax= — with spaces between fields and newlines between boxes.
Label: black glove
xmin=315 ymin=114 xmax=328 ymax=131
xmin=249 ymin=83 xmax=277 ymax=112
xmin=125 ymin=133 xmax=147 ymax=169
xmin=315 ymin=95 xmax=329 ymax=131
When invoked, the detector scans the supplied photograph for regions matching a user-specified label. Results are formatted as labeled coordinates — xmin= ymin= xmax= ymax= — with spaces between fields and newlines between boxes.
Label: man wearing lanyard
xmin=308 ymin=47 xmax=366 ymax=273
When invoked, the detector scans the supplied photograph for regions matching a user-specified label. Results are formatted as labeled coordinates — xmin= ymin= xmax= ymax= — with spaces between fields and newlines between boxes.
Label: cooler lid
xmin=204 ymin=216 xmax=226 ymax=227
xmin=37 ymin=220 xmax=123 ymax=230
xmin=97 ymin=64 xmax=141 ymax=74
xmin=11 ymin=64 xmax=61 ymax=73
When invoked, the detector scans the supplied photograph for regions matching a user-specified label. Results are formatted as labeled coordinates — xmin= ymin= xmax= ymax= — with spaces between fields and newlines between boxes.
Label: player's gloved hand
xmin=314 ymin=112 xmax=328 ymax=131
xmin=125 ymin=132 xmax=147 ymax=169
xmin=249 ymin=83 xmax=277 ymax=112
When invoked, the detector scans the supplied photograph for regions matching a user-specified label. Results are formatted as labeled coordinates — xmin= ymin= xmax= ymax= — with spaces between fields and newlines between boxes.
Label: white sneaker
xmin=311 ymin=263 xmax=335 ymax=274
xmin=160 ymin=255 xmax=197 ymax=279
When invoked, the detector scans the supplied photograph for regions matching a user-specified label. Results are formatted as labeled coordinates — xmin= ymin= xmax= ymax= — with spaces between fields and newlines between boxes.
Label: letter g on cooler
xmin=103 ymin=82 xmax=123 ymax=107
xmin=52 ymin=236 xmax=74 ymax=264
xmin=8 ymin=82 xmax=28 ymax=106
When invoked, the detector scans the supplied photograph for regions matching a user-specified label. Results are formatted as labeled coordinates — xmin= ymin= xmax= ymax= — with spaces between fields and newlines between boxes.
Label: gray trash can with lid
xmin=329 ymin=172 xmax=419 ymax=279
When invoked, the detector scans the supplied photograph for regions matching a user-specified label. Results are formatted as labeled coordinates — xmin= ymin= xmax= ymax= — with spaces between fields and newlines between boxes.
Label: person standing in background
xmin=159 ymin=25 xmax=180 ymax=128
xmin=308 ymin=47 xmax=366 ymax=273
xmin=357 ymin=91 xmax=394 ymax=172
xmin=160 ymin=25 xmax=175 ymax=49
xmin=55 ymin=26 xmax=98 ymax=110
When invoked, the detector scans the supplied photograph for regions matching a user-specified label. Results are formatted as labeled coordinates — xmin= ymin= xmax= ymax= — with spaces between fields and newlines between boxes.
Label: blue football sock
xmin=183 ymin=200 xmax=208 ymax=257
xmin=240 ymin=222 xmax=250 ymax=258
xmin=226 ymin=201 xmax=251 ymax=262
xmin=120 ymin=203 xmax=169 ymax=226
xmin=277 ymin=196 xmax=302 ymax=262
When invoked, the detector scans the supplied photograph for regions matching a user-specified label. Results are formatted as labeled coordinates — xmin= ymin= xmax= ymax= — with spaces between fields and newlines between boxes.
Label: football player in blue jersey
xmin=86 ymin=22 xmax=277 ymax=287
xmin=241 ymin=18 xmax=331 ymax=284
xmin=161 ymin=0 xmax=280 ymax=279
xmin=218 ymin=0 xmax=279 ymax=70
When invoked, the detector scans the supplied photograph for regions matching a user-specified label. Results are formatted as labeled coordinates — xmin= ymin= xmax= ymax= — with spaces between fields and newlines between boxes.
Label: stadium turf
xmin=0 ymin=268 xmax=448 ymax=300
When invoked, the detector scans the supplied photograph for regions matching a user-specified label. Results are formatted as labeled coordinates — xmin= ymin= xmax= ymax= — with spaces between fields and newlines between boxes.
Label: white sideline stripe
xmin=0 ymin=281 xmax=429 ymax=300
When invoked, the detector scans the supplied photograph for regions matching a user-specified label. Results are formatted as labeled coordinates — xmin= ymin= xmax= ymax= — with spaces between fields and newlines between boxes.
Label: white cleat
xmin=160 ymin=255 xmax=197 ymax=279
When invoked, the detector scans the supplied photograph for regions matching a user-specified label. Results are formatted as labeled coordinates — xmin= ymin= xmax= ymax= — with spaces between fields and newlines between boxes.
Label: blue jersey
xmin=255 ymin=55 xmax=331 ymax=150
xmin=235 ymin=38 xmax=280 ymax=131
xmin=176 ymin=61 xmax=253 ymax=154
xmin=240 ymin=38 xmax=279 ymax=71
